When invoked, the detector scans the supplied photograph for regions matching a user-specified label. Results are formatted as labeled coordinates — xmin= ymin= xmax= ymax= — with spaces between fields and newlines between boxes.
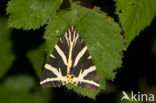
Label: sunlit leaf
xmin=6 ymin=0 xmax=63 ymax=30
xmin=44 ymin=4 xmax=124 ymax=98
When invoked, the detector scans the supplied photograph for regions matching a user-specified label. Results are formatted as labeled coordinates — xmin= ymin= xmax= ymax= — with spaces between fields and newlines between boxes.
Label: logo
xmin=121 ymin=91 xmax=155 ymax=102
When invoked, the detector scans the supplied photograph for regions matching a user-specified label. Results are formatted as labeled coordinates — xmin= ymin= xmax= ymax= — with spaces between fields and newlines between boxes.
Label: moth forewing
xmin=40 ymin=26 xmax=100 ymax=90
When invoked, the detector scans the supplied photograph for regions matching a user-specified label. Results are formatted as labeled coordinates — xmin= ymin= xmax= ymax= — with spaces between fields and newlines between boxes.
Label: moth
xmin=40 ymin=26 xmax=100 ymax=90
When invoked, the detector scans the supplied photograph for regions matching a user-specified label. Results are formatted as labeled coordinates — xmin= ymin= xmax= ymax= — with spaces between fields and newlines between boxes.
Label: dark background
xmin=0 ymin=0 xmax=156 ymax=103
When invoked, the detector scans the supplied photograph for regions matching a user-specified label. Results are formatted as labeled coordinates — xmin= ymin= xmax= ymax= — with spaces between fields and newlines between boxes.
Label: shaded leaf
xmin=0 ymin=74 xmax=51 ymax=103
xmin=115 ymin=0 xmax=156 ymax=48
xmin=27 ymin=43 xmax=45 ymax=78
xmin=6 ymin=0 xmax=63 ymax=30
xmin=150 ymin=35 xmax=156 ymax=55
xmin=44 ymin=4 xmax=124 ymax=98
xmin=0 ymin=18 xmax=15 ymax=78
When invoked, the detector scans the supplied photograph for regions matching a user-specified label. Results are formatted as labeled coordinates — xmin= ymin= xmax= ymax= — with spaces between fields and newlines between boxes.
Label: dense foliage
xmin=0 ymin=0 xmax=156 ymax=100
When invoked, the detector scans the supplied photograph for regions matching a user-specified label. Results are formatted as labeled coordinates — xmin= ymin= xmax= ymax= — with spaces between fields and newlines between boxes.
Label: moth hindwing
xmin=40 ymin=26 xmax=100 ymax=90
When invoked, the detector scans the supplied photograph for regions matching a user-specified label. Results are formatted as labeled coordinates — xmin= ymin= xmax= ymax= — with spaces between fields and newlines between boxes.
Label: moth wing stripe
xmin=55 ymin=45 xmax=67 ymax=65
xmin=44 ymin=65 xmax=67 ymax=82
xmin=81 ymin=79 xmax=100 ymax=87
xmin=73 ymin=46 xmax=87 ymax=67
xmin=81 ymin=66 xmax=96 ymax=77
xmin=60 ymin=38 xmax=62 ymax=43
xmin=73 ymin=31 xmax=76 ymax=41
xmin=64 ymin=32 xmax=69 ymax=46
xmin=50 ymin=54 xmax=56 ymax=58
xmin=68 ymin=30 xmax=71 ymax=41
xmin=45 ymin=64 xmax=59 ymax=76
xmin=87 ymin=56 xmax=91 ymax=59
xmin=67 ymin=42 xmax=73 ymax=74
xmin=81 ymin=39 xmax=83 ymax=43
xmin=40 ymin=78 xmax=60 ymax=84
xmin=75 ymin=66 xmax=98 ymax=86
xmin=74 ymin=33 xmax=79 ymax=46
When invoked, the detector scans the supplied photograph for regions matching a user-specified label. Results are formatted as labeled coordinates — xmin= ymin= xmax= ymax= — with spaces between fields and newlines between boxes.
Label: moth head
xmin=61 ymin=80 xmax=68 ymax=85
xmin=66 ymin=74 xmax=78 ymax=85
xmin=60 ymin=76 xmax=68 ymax=85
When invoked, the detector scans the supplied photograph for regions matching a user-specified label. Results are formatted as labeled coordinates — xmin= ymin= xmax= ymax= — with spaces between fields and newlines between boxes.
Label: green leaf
xmin=44 ymin=4 xmax=124 ymax=98
xmin=150 ymin=35 xmax=156 ymax=55
xmin=0 ymin=18 xmax=15 ymax=78
xmin=6 ymin=0 xmax=63 ymax=30
xmin=0 ymin=74 xmax=51 ymax=103
xmin=27 ymin=43 xmax=45 ymax=78
xmin=115 ymin=0 xmax=156 ymax=48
